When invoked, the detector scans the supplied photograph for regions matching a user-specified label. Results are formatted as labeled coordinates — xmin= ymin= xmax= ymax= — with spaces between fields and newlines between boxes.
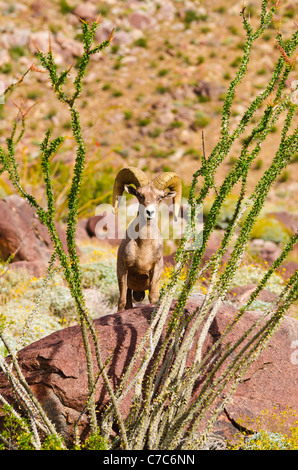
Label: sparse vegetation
xmin=230 ymin=408 xmax=298 ymax=450
xmin=251 ymin=215 xmax=292 ymax=244
xmin=134 ymin=37 xmax=148 ymax=48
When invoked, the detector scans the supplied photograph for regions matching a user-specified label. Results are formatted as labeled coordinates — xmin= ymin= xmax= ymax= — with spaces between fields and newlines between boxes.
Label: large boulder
xmin=0 ymin=195 xmax=68 ymax=273
xmin=8 ymin=260 xmax=48 ymax=278
xmin=210 ymin=307 xmax=298 ymax=440
xmin=86 ymin=214 xmax=121 ymax=245
xmin=0 ymin=298 xmax=297 ymax=446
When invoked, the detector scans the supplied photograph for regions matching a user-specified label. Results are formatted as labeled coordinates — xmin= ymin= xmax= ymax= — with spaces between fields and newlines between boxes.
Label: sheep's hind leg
xmin=125 ymin=288 xmax=133 ymax=309
xmin=149 ymin=259 xmax=163 ymax=304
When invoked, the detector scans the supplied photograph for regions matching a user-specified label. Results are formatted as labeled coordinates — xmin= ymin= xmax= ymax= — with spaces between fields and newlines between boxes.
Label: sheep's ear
xmin=124 ymin=184 xmax=137 ymax=196
xmin=162 ymin=190 xmax=176 ymax=199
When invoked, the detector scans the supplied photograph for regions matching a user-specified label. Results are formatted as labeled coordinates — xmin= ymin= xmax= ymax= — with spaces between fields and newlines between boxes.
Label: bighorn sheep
xmin=113 ymin=167 xmax=182 ymax=311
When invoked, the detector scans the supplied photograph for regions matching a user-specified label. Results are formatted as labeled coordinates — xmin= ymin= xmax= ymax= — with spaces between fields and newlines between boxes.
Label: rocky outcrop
xmin=218 ymin=310 xmax=298 ymax=440
xmin=8 ymin=260 xmax=48 ymax=277
xmin=0 ymin=298 xmax=297 ymax=446
xmin=74 ymin=214 xmax=121 ymax=246
xmin=227 ymin=283 xmax=279 ymax=308
xmin=0 ymin=195 xmax=68 ymax=274
xmin=86 ymin=214 xmax=120 ymax=245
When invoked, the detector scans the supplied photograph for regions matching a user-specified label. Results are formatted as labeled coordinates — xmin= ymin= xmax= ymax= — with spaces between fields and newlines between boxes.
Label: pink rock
xmin=0 ymin=195 xmax=69 ymax=270
xmin=278 ymin=262 xmax=298 ymax=280
xmin=29 ymin=31 xmax=60 ymax=55
xmin=0 ymin=50 xmax=10 ymax=67
xmin=227 ymin=283 xmax=279 ymax=307
xmin=260 ymin=240 xmax=282 ymax=264
xmin=194 ymin=80 xmax=225 ymax=100
xmin=86 ymin=214 xmax=121 ymax=245
xmin=76 ymin=218 xmax=90 ymax=241
xmin=1 ymin=30 xmax=30 ymax=48
xmin=0 ymin=298 xmax=297 ymax=445
xmin=55 ymin=33 xmax=84 ymax=58
xmin=95 ymin=20 xmax=114 ymax=44
xmin=128 ymin=12 xmax=154 ymax=30
xmin=73 ymin=2 xmax=98 ymax=21
xmin=155 ymin=1 xmax=176 ymax=22
xmin=113 ymin=30 xmax=133 ymax=46
xmin=221 ymin=309 xmax=298 ymax=439
xmin=8 ymin=260 xmax=47 ymax=278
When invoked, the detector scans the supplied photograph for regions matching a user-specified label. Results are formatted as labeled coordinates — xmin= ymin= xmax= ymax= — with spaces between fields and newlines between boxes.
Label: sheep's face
xmin=124 ymin=182 xmax=176 ymax=221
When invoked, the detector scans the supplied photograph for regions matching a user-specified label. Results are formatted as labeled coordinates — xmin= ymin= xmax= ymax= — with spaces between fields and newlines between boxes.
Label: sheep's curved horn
xmin=113 ymin=167 xmax=149 ymax=214
xmin=153 ymin=172 xmax=182 ymax=219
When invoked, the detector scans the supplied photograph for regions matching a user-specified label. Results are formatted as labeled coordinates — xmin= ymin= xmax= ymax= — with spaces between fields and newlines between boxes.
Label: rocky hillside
xmin=0 ymin=0 xmax=297 ymax=217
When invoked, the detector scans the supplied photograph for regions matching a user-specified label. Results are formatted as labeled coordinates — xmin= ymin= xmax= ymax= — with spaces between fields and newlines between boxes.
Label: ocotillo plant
xmin=0 ymin=18 xmax=127 ymax=449
xmin=98 ymin=1 xmax=297 ymax=450
xmin=0 ymin=2 xmax=297 ymax=450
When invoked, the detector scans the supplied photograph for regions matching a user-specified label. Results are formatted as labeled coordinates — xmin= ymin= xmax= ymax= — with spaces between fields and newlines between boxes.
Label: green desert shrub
xmin=192 ymin=111 xmax=210 ymax=129
xmin=251 ymin=215 xmax=292 ymax=244
xmin=0 ymin=263 xmax=118 ymax=356
xmin=230 ymin=408 xmax=298 ymax=450
xmin=0 ymin=273 xmax=70 ymax=354
xmin=203 ymin=194 xmax=241 ymax=229
xmin=237 ymin=431 xmax=292 ymax=450
xmin=81 ymin=432 xmax=108 ymax=450
xmin=134 ymin=37 xmax=147 ymax=48
xmin=59 ymin=0 xmax=73 ymax=14
xmin=230 ymin=264 xmax=284 ymax=295
xmin=80 ymin=261 xmax=118 ymax=303
xmin=184 ymin=9 xmax=208 ymax=26
xmin=52 ymin=161 xmax=115 ymax=219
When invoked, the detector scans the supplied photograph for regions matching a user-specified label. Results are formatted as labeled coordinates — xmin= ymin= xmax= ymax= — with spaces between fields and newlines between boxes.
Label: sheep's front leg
xmin=149 ymin=258 xmax=163 ymax=304
xmin=117 ymin=272 xmax=128 ymax=311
